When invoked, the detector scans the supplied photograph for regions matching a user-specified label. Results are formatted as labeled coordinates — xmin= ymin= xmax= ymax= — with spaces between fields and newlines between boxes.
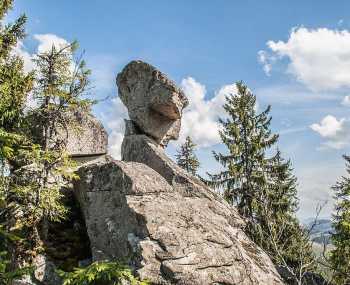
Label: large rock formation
xmin=116 ymin=61 xmax=188 ymax=146
xmin=74 ymin=61 xmax=284 ymax=284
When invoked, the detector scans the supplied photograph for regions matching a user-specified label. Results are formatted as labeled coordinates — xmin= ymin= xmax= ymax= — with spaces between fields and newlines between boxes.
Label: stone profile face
xmin=116 ymin=60 xmax=188 ymax=146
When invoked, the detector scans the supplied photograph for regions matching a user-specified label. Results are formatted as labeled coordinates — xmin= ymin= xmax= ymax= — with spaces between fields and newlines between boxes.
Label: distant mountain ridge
xmin=304 ymin=218 xmax=333 ymax=245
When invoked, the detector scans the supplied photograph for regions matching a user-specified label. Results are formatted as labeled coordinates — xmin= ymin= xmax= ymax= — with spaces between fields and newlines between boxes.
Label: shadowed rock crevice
xmin=43 ymin=189 xmax=92 ymax=272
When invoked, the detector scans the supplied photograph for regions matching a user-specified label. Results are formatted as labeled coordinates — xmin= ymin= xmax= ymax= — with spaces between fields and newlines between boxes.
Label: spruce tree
xmin=11 ymin=41 xmax=93 ymax=243
xmin=210 ymin=81 xmax=315 ymax=283
xmin=330 ymin=155 xmax=350 ymax=284
xmin=176 ymin=136 xmax=200 ymax=175
xmin=0 ymin=0 xmax=33 ymax=281
xmin=0 ymin=0 xmax=33 ymax=165
xmin=209 ymin=81 xmax=278 ymax=218
xmin=253 ymin=151 xmax=315 ymax=283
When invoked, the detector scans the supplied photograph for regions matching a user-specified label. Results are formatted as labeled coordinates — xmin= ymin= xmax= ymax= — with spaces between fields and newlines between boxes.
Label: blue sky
xmin=10 ymin=0 xmax=350 ymax=219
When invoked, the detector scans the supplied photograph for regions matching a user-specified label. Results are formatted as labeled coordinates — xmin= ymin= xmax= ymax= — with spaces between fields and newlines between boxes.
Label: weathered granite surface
xmin=122 ymin=131 xmax=218 ymax=200
xmin=116 ymin=61 xmax=188 ymax=146
xmin=65 ymin=111 xmax=108 ymax=157
xmin=75 ymin=157 xmax=284 ymax=285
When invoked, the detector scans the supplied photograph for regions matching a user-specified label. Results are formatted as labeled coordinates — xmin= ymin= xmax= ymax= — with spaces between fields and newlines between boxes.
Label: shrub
xmin=58 ymin=261 xmax=149 ymax=285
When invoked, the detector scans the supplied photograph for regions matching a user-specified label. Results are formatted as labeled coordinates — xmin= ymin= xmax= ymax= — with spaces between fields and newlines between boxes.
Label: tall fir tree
xmin=209 ymin=81 xmax=278 ymax=218
xmin=210 ymin=81 xmax=315 ymax=283
xmin=176 ymin=136 xmax=200 ymax=175
xmin=0 ymin=0 xmax=34 ymax=281
xmin=0 ymin=0 xmax=33 ymax=164
xmin=330 ymin=155 xmax=350 ymax=284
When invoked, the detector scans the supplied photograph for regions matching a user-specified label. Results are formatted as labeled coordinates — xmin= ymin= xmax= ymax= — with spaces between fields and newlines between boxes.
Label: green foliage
xmin=0 ymin=4 xmax=93 ymax=282
xmin=32 ymin=40 xmax=92 ymax=126
xmin=7 ymin=38 xmax=93 ymax=244
xmin=0 ymin=0 xmax=26 ymax=59
xmin=58 ymin=261 xmax=149 ymax=285
xmin=0 ymin=0 xmax=37 ymax=281
xmin=250 ymin=152 xmax=315 ymax=275
xmin=0 ymin=225 xmax=33 ymax=284
xmin=176 ymin=136 xmax=200 ymax=175
xmin=0 ymin=0 xmax=33 ymax=164
xmin=329 ymin=155 xmax=350 ymax=284
xmin=209 ymin=81 xmax=278 ymax=217
xmin=209 ymin=81 xmax=315 ymax=283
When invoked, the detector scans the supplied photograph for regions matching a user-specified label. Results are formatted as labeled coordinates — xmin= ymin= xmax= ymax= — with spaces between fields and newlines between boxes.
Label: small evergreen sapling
xmin=176 ymin=136 xmax=200 ymax=175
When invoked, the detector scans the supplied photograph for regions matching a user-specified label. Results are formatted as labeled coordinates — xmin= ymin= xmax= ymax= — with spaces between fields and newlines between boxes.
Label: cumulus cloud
xmin=178 ymin=77 xmax=237 ymax=147
xmin=258 ymin=50 xmax=273 ymax=76
xmin=260 ymin=27 xmax=350 ymax=91
xmin=105 ymin=97 xmax=128 ymax=159
xmin=310 ymin=115 xmax=350 ymax=149
xmin=34 ymin=34 xmax=69 ymax=53
xmin=13 ymin=33 xmax=71 ymax=74
xmin=341 ymin=95 xmax=350 ymax=107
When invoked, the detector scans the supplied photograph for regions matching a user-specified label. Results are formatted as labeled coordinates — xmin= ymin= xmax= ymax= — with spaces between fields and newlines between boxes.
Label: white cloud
xmin=260 ymin=27 xmax=350 ymax=91
xmin=13 ymin=34 xmax=70 ymax=74
xmin=258 ymin=50 xmax=273 ymax=76
xmin=108 ymin=130 xmax=124 ymax=160
xmin=341 ymin=95 xmax=350 ymax=107
xmin=178 ymin=77 xmax=237 ymax=147
xmin=310 ymin=115 xmax=344 ymax=138
xmin=34 ymin=34 xmax=69 ymax=53
xmin=310 ymin=115 xmax=350 ymax=149
xmin=103 ymin=97 xmax=128 ymax=160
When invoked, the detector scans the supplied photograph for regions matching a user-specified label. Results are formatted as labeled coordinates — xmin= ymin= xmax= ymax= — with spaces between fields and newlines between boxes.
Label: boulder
xmin=116 ymin=61 xmax=188 ymax=146
xmin=65 ymin=111 xmax=108 ymax=157
xmin=75 ymin=157 xmax=284 ymax=285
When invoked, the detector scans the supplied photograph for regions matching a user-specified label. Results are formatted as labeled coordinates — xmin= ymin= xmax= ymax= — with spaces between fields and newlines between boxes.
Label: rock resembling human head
xmin=116 ymin=61 xmax=188 ymax=146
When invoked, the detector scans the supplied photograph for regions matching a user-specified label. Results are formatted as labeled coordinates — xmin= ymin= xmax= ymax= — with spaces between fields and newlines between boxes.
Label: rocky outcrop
xmin=73 ymin=60 xmax=284 ymax=284
xmin=75 ymin=157 xmax=283 ymax=285
xmin=116 ymin=61 xmax=188 ymax=146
